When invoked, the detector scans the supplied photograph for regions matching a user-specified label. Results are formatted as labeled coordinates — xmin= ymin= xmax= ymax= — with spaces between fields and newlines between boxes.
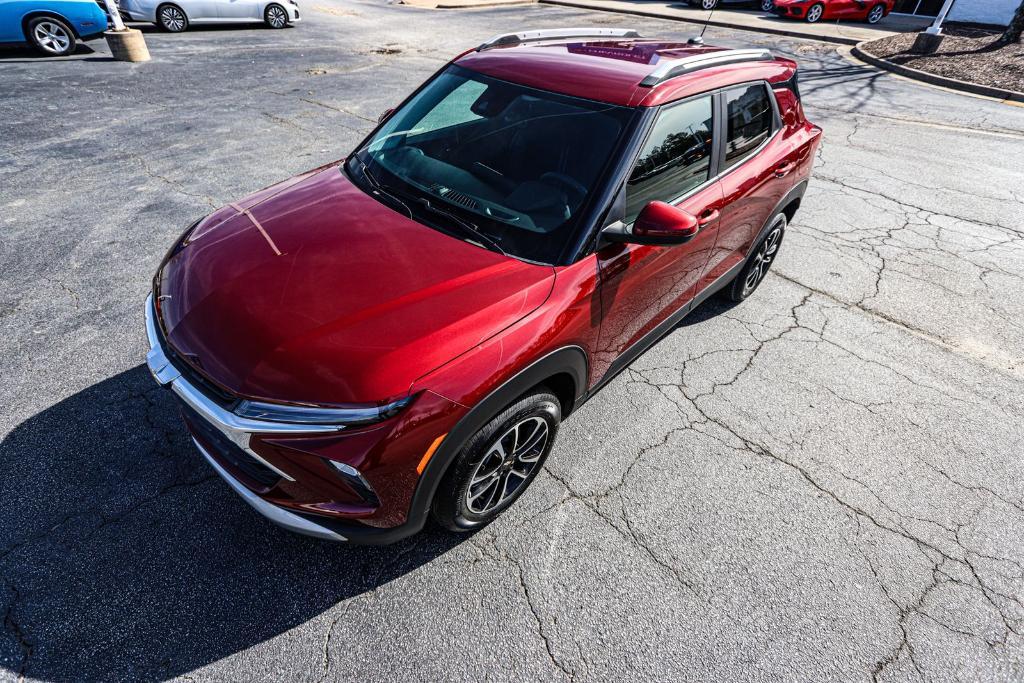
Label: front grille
xmin=169 ymin=350 xmax=237 ymax=407
xmin=181 ymin=403 xmax=282 ymax=489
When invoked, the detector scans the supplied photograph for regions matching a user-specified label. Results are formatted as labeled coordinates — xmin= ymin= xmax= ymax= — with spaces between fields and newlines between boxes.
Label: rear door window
xmin=721 ymin=83 xmax=774 ymax=172
xmin=623 ymin=95 xmax=714 ymax=224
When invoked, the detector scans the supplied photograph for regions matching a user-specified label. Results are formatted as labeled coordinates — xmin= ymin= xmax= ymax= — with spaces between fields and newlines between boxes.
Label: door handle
xmin=697 ymin=209 xmax=719 ymax=226
xmin=774 ymin=162 xmax=795 ymax=178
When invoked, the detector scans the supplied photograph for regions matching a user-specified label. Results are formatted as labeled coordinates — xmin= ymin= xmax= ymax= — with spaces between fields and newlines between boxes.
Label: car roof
xmin=454 ymin=33 xmax=797 ymax=108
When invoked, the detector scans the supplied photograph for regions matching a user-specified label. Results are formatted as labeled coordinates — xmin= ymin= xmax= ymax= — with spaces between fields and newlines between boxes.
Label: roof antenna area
xmin=688 ymin=5 xmax=714 ymax=45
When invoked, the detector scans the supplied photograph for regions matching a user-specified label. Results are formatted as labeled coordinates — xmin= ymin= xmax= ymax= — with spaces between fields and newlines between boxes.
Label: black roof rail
xmin=638 ymin=48 xmax=774 ymax=87
xmin=477 ymin=27 xmax=642 ymax=51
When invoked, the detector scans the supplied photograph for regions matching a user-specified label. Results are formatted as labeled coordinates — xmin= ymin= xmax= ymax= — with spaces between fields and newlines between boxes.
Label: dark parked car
xmin=146 ymin=27 xmax=822 ymax=544
xmin=687 ymin=0 xmax=777 ymax=13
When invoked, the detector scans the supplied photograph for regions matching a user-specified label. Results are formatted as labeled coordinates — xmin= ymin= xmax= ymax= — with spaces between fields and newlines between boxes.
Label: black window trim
xmin=622 ymin=91 xmax=721 ymax=226
xmin=576 ymin=79 xmax=782 ymax=259
xmin=715 ymin=80 xmax=782 ymax=179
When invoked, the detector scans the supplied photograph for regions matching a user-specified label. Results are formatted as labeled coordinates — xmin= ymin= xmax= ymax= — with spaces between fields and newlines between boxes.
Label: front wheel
xmin=157 ymin=4 xmax=188 ymax=31
xmin=805 ymin=2 xmax=824 ymax=21
xmin=432 ymin=390 xmax=561 ymax=532
xmin=866 ymin=4 xmax=885 ymax=23
xmin=264 ymin=3 xmax=289 ymax=28
xmin=700 ymin=0 xmax=719 ymax=8
xmin=727 ymin=213 xmax=786 ymax=302
xmin=28 ymin=17 xmax=76 ymax=56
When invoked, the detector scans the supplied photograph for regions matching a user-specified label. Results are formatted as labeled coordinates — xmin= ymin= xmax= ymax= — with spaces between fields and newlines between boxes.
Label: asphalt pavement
xmin=2 ymin=2 xmax=1023 ymax=680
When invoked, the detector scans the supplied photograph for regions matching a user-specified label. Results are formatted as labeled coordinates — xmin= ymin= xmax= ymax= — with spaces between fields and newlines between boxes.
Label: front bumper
xmin=286 ymin=2 xmax=301 ymax=21
xmin=146 ymin=294 xmax=352 ymax=541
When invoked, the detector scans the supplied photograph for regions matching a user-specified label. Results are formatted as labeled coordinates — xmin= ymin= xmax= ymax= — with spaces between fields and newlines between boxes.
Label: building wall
xmin=949 ymin=0 xmax=1017 ymax=25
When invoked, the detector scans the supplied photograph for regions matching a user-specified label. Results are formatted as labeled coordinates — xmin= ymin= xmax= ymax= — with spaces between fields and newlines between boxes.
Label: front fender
xmin=403 ymin=344 xmax=588 ymax=531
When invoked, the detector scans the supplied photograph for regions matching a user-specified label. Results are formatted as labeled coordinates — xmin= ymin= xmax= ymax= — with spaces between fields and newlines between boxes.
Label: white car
xmin=117 ymin=0 xmax=300 ymax=31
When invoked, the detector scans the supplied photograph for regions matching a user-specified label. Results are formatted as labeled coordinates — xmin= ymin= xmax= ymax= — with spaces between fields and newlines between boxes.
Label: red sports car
xmin=146 ymin=28 xmax=822 ymax=544
xmin=773 ymin=0 xmax=895 ymax=23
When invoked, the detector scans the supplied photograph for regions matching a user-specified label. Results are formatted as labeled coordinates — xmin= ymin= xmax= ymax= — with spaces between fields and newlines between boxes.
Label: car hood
xmin=156 ymin=164 xmax=555 ymax=405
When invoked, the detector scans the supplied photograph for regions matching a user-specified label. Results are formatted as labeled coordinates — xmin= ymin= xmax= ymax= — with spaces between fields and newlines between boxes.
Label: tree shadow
xmin=0 ymin=365 xmax=464 ymax=682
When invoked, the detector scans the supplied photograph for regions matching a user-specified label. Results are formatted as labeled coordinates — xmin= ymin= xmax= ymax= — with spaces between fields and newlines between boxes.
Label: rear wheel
xmin=727 ymin=213 xmax=786 ymax=302
xmin=157 ymin=4 xmax=188 ymax=31
xmin=805 ymin=2 xmax=824 ymax=21
xmin=27 ymin=17 xmax=76 ymax=56
xmin=761 ymin=0 xmax=774 ymax=11
xmin=866 ymin=4 xmax=885 ymax=23
xmin=700 ymin=0 xmax=719 ymax=8
xmin=432 ymin=389 xmax=560 ymax=532
xmin=264 ymin=3 xmax=289 ymax=28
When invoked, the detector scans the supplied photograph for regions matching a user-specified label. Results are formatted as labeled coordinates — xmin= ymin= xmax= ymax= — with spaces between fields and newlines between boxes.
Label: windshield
xmin=347 ymin=65 xmax=635 ymax=264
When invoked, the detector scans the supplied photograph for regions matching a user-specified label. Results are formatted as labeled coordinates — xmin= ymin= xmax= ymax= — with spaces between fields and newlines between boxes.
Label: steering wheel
xmin=540 ymin=172 xmax=587 ymax=205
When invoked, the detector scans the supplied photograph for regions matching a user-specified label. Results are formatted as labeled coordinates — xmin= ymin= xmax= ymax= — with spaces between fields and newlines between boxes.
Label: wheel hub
xmin=464 ymin=416 xmax=549 ymax=515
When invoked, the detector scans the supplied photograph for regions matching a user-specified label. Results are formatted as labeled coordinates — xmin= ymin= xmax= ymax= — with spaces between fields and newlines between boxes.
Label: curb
xmin=852 ymin=41 xmax=1024 ymax=103
xmin=539 ymin=0 xmax=863 ymax=45
xmin=401 ymin=0 xmax=535 ymax=8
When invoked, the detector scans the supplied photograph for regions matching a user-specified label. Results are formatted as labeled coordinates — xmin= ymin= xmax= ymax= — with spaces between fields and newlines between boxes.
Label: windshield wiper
xmin=352 ymin=156 xmax=412 ymax=219
xmin=353 ymin=156 xmax=508 ymax=257
xmin=414 ymin=196 xmax=508 ymax=257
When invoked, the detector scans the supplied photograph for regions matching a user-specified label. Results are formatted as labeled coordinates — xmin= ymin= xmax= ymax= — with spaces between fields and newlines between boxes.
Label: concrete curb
xmin=401 ymin=0 xmax=535 ymax=8
xmin=852 ymin=41 xmax=1024 ymax=104
xmin=538 ymin=0 xmax=862 ymax=45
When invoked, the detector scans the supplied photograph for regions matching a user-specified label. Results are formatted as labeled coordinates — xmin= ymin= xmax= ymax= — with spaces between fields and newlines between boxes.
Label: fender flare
xmin=22 ymin=11 xmax=80 ymax=39
xmin=404 ymin=345 xmax=588 ymax=527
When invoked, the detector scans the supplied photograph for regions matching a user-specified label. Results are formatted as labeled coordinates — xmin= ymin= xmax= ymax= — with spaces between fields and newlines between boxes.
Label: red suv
xmin=146 ymin=28 xmax=821 ymax=543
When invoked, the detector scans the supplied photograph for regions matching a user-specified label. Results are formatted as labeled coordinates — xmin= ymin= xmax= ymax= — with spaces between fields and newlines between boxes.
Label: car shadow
xmin=0 ymin=43 xmax=97 ymax=61
xmin=0 ymin=365 xmax=465 ymax=682
xmin=132 ymin=22 xmax=288 ymax=33
xmin=679 ymin=293 xmax=739 ymax=327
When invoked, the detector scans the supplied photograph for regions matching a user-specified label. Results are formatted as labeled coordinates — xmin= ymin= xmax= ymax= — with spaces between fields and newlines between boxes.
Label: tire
xmin=700 ymin=0 xmax=719 ymax=9
xmin=264 ymin=3 xmax=289 ymax=28
xmin=866 ymin=4 xmax=885 ymax=23
xmin=804 ymin=2 xmax=824 ymax=22
xmin=156 ymin=3 xmax=188 ymax=31
xmin=432 ymin=389 xmax=561 ymax=532
xmin=27 ymin=16 xmax=76 ymax=56
xmin=726 ymin=213 xmax=786 ymax=303
xmin=760 ymin=0 xmax=774 ymax=11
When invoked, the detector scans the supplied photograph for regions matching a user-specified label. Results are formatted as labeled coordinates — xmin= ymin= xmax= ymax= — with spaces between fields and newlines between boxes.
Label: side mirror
xmin=601 ymin=201 xmax=700 ymax=246
xmin=378 ymin=107 xmax=395 ymax=124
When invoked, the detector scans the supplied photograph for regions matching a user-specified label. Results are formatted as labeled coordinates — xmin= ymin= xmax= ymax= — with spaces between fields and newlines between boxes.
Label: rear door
xmin=696 ymin=82 xmax=794 ymax=290
xmin=594 ymin=94 xmax=725 ymax=380
xmin=217 ymin=0 xmax=260 ymax=20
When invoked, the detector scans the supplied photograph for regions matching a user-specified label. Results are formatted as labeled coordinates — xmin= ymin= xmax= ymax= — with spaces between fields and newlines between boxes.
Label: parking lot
xmin=3 ymin=1 xmax=1024 ymax=680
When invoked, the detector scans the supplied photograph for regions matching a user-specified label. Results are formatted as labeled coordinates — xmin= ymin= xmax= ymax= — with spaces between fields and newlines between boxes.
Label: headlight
xmin=234 ymin=395 xmax=415 ymax=426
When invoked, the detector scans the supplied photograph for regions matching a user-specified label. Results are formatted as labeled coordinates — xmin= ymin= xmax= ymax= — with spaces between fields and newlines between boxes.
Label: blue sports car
xmin=0 ymin=0 xmax=109 ymax=56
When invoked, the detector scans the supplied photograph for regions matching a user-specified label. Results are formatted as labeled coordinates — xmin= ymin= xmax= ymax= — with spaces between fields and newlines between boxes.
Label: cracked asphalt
xmin=2 ymin=2 xmax=1024 ymax=680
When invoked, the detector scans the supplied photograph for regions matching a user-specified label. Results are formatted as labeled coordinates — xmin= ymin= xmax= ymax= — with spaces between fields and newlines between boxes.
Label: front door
xmin=829 ymin=0 xmax=866 ymax=18
xmin=594 ymin=94 xmax=724 ymax=380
